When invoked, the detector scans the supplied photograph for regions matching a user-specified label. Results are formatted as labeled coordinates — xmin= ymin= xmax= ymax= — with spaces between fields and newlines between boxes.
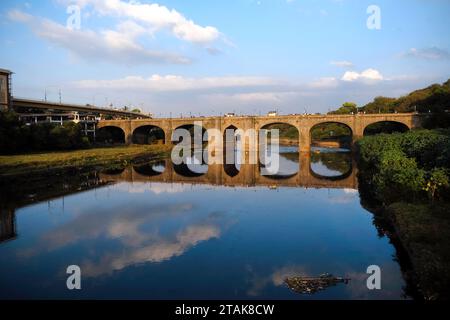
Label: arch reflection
xmin=310 ymin=148 xmax=353 ymax=181
xmin=133 ymin=161 xmax=166 ymax=177
xmin=259 ymin=144 xmax=299 ymax=179
xmin=223 ymin=125 xmax=241 ymax=177
xmin=99 ymin=152 xmax=357 ymax=190
xmin=173 ymin=151 xmax=208 ymax=177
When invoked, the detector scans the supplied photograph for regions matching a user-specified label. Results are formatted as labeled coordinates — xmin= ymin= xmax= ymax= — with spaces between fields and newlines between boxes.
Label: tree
xmin=363 ymin=96 xmax=397 ymax=113
xmin=329 ymin=102 xmax=358 ymax=114
xmin=423 ymin=168 xmax=449 ymax=203
xmin=357 ymin=78 xmax=450 ymax=121
xmin=131 ymin=108 xmax=141 ymax=113
xmin=0 ymin=110 xmax=90 ymax=154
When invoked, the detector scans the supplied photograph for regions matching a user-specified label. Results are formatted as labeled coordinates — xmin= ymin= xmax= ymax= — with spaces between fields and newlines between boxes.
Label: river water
xmin=0 ymin=147 xmax=410 ymax=299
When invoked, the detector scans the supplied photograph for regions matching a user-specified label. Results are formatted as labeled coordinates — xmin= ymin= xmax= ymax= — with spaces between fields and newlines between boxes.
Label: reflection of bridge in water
xmin=0 ymin=208 xmax=16 ymax=243
xmin=99 ymin=153 xmax=358 ymax=190
xmin=0 ymin=153 xmax=357 ymax=243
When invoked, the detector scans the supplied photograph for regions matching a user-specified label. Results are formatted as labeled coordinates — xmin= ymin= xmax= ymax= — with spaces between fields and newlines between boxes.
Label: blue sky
xmin=1 ymin=0 xmax=449 ymax=116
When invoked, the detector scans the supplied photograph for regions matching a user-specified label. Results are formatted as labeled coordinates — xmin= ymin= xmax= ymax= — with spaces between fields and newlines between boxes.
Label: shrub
xmin=0 ymin=110 xmax=92 ymax=154
xmin=357 ymin=129 xmax=450 ymax=205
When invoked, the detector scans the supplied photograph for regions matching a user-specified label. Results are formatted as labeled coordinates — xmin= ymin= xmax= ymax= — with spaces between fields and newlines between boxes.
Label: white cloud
xmin=203 ymin=92 xmax=296 ymax=104
xmin=309 ymin=77 xmax=339 ymax=88
xmin=330 ymin=60 xmax=353 ymax=68
xmin=43 ymin=69 xmax=423 ymax=116
xmin=341 ymin=68 xmax=383 ymax=82
xmin=20 ymin=201 xmax=232 ymax=276
xmin=74 ymin=74 xmax=281 ymax=91
xmin=72 ymin=0 xmax=220 ymax=44
xmin=401 ymin=47 xmax=450 ymax=60
xmin=8 ymin=9 xmax=190 ymax=65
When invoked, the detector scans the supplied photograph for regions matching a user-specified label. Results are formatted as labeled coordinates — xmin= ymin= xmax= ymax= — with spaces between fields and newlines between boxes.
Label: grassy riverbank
xmin=356 ymin=129 xmax=450 ymax=299
xmin=386 ymin=202 xmax=450 ymax=299
xmin=0 ymin=144 xmax=170 ymax=177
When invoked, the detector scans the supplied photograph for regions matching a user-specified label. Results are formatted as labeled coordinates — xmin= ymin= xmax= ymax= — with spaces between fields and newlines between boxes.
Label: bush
xmin=373 ymin=149 xmax=425 ymax=202
xmin=423 ymin=168 xmax=450 ymax=203
xmin=0 ymin=110 xmax=91 ymax=154
xmin=357 ymin=129 xmax=450 ymax=204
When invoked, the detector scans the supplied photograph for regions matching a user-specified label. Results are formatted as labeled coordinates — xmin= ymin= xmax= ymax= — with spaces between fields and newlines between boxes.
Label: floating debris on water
xmin=284 ymin=273 xmax=350 ymax=294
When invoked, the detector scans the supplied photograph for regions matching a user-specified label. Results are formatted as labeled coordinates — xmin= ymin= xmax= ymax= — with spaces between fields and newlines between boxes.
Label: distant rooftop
xmin=0 ymin=68 xmax=12 ymax=75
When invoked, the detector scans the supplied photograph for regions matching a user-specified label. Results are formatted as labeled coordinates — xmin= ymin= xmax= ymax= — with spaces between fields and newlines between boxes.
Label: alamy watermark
xmin=366 ymin=265 xmax=381 ymax=290
xmin=170 ymin=121 xmax=280 ymax=173
xmin=66 ymin=264 xmax=81 ymax=290
xmin=367 ymin=5 xmax=381 ymax=30
xmin=66 ymin=4 xmax=81 ymax=30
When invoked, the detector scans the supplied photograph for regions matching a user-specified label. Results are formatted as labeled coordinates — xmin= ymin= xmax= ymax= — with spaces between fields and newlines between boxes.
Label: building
xmin=0 ymin=68 xmax=12 ymax=111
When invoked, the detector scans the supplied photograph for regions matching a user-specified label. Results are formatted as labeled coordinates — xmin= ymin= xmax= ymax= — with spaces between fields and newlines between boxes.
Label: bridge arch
xmin=310 ymin=121 xmax=353 ymax=150
xmin=363 ymin=121 xmax=410 ymax=136
xmin=258 ymin=123 xmax=300 ymax=178
xmin=132 ymin=125 xmax=165 ymax=144
xmin=223 ymin=125 xmax=241 ymax=177
xmin=96 ymin=125 xmax=126 ymax=144
xmin=173 ymin=123 xmax=208 ymax=145
xmin=259 ymin=122 xmax=299 ymax=146
xmin=171 ymin=123 xmax=209 ymax=177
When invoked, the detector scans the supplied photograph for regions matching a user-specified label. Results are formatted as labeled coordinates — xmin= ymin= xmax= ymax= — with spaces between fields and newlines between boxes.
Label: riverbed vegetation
xmin=357 ymin=129 xmax=450 ymax=299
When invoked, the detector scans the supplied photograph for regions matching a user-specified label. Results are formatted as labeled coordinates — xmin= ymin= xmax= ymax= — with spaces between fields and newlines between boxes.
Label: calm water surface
xmin=0 ymin=147 xmax=409 ymax=299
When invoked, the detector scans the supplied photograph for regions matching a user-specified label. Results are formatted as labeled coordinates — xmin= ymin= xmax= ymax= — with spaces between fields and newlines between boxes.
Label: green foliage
xmin=423 ymin=168 xmax=449 ymax=203
xmin=399 ymin=129 xmax=450 ymax=169
xmin=357 ymin=129 xmax=450 ymax=204
xmin=373 ymin=149 xmax=425 ymax=202
xmin=363 ymin=96 xmax=397 ymax=113
xmin=263 ymin=123 xmax=299 ymax=140
xmin=363 ymin=121 xmax=409 ymax=136
xmin=329 ymin=102 xmax=358 ymax=114
xmin=360 ymin=79 xmax=450 ymax=127
xmin=311 ymin=123 xmax=352 ymax=140
xmin=0 ymin=110 xmax=91 ymax=154
xmin=311 ymin=152 xmax=352 ymax=175
xmin=327 ymin=79 xmax=450 ymax=128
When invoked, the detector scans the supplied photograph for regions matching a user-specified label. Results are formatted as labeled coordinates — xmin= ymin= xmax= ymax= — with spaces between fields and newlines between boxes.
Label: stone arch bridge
xmin=97 ymin=113 xmax=423 ymax=152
